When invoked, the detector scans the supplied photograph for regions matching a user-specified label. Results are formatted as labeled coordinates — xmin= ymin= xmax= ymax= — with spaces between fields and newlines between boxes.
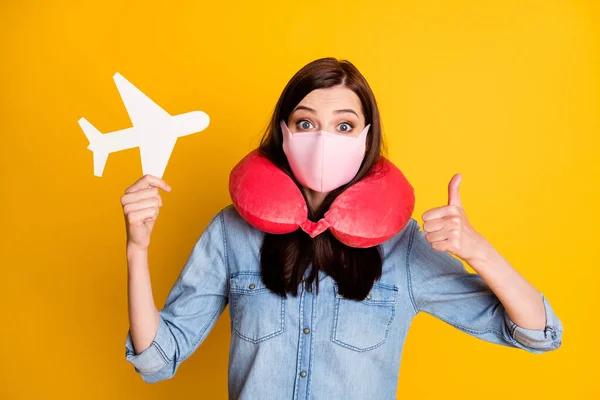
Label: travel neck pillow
xmin=229 ymin=150 xmax=415 ymax=248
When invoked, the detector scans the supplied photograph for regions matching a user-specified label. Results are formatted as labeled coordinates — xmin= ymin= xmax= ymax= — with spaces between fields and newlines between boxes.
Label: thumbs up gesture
xmin=421 ymin=173 xmax=489 ymax=264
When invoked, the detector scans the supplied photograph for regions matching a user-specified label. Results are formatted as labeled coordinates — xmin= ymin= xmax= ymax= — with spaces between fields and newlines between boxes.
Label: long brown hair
xmin=258 ymin=57 xmax=386 ymax=301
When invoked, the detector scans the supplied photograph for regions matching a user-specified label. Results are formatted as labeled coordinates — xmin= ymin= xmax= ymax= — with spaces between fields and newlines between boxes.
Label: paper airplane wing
xmin=113 ymin=72 xmax=171 ymax=128
xmin=139 ymin=135 xmax=177 ymax=179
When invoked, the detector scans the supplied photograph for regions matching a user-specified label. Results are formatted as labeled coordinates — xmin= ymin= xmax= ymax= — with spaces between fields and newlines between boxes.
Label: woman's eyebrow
xmin=292 ymin=105 xmax=316 ymax=114
xmin=292 ymin=105 xmax=359 ymax=118
xmin=333 ymin=109 xmax=359 ymax=117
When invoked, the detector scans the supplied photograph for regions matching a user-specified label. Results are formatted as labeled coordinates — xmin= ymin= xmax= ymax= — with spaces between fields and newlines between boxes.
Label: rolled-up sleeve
xmin=124 ymin=210 xmax=229 ymax=383
xmin=503 ymin=292 xmax=563 ymax=352
xmin=406 ymin=219 xmax=563 ymax=353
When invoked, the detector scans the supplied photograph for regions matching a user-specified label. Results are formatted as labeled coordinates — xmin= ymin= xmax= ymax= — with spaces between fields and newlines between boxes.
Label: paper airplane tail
xmin=78 ymin=117 xmax=108 ymax=177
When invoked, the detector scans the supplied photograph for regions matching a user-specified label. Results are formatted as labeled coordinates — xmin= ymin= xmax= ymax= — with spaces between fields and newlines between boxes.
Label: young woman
xmin=123 ymin=58 xmax=563 ymax=399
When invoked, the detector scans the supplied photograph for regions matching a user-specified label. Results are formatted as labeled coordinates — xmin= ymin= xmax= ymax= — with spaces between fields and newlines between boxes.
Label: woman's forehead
xmin=295 ymin=87 xmax=362 ymax=113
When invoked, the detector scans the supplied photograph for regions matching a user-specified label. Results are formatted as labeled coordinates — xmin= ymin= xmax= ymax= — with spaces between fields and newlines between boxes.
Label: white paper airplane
xmin=78 ymin=72 xmax=210 ymax=178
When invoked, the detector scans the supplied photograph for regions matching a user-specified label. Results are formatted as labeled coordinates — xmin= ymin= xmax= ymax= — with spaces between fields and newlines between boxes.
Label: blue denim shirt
xmin=125 ymin=205 xmax=563 ymax=399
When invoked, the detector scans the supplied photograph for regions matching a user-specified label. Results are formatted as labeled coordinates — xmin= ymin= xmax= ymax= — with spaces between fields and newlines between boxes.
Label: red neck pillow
xmin=229 ymin=150 xmax=415 ymax=248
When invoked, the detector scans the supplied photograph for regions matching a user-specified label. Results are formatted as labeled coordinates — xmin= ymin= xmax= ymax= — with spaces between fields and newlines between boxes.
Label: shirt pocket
xmin=229 ymin=272 xmax=285 ymax=344
xmin=332 ymin=282 xmax=398 ymax=352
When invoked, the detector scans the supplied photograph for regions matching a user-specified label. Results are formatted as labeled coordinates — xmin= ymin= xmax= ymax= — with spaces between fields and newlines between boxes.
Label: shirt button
xmin=306 ymin=285 xmax=312 ymax=292
xmin=300 ymin=371 xmax=307 ymax=377
xmin=303 ymin=328 xmax=310 ymax=334
xmin=249 ymin=284 xmax=255 ymax=290
xmin=366 ymin=293 xmax=372 ymax=300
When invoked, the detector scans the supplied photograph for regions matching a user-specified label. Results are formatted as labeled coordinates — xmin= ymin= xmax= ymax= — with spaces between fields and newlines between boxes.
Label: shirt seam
xmin=405 ymin=219 xmax=419 ymax=315
xmin=219 ymin=209 xmax=231 ymax=294
xmin=423 ymin=310 xmax=515 ymax=344
xmin=306 ymin=288 xmax=316 ymax=400
xmin=167 ymin=211 xmax=228 ymax=362
xmin=185 ymin=297 xmax=228 ymax=358
xmin=151 ymin=340 xmax=171 ymax=364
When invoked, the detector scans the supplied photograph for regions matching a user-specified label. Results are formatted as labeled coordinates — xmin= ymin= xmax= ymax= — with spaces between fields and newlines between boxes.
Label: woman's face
xmin=286 ymin=86 xmax=366 ymax=137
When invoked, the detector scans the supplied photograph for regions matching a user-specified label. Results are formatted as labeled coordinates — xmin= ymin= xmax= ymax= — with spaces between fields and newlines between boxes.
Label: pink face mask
xmin=280 ymin=119 xmax=370 ymax=193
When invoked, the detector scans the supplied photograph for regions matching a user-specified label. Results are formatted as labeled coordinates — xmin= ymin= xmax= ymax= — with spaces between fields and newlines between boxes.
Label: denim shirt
xmin=124 ymin=205 xmax=563 ymax=399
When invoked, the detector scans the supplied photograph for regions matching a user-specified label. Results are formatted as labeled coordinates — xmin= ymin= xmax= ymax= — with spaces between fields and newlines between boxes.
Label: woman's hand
xmin=121 ymin=174 xmax=172 ymax=251
xmin=421 ymin=173 xmax=491 ymax=265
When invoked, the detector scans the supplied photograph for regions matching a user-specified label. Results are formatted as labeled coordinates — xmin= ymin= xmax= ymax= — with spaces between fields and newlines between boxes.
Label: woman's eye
xmin=338 ymin=122 xmax=353 ymax=132
xmin=298 ymin=120 xmax=313 ymax=130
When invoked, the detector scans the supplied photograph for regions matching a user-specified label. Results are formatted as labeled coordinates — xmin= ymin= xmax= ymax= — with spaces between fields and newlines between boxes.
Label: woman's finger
xmin=425 ymin=226 xmax=460 ymax=243
xmin=123 ymin=197 xmax=161 ymax=214
xmin=125 ymin=174 xmax=172 ymax=194
xmin=126 ymin=207 xmax=159 ymax=225
xmin=423 ymin=218 xmax=444 ymax=233
xmin=422 ymin=204 xmax=461 ymax=222
xmin=423 ymin=215 xmax=462 ymax=233
xmin=121 ymin=187 xmax=163 ymax=207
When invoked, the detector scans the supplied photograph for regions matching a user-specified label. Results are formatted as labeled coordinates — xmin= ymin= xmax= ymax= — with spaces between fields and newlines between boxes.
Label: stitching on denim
xmin=282 ymin=292 xmax=286 ymax=339
xmin=231 ymin=290 xmax=285 ymax=344
xmin=510 ymin=322 xmax=518 ymax=337
xmin=512 ymin=331 xmax=557 ymax=350
xmin=176 ymin=251 xmax=200 ymax=295
xmin=373 ymin=281 xmax=398 ymax=290
xmin=332 ymin=282 xmax=399 ymax=304
xmin=293 ymin=286 xmax=305 ymax=400
xmin=425 ymin=311 xmax=519 ymax=346
xmin=231 ymin=271 xmax=262 ymax=278
xmin=219 ymin=210 xmax=230 ymax=294
xmin=230 ymin=287 xmax=270 ymax=294
xmin=229 ymin=271 xmax=267 ymax=293
xmin=331 ymin=312 xmax=394 ymax=352
xmin=508 ymin=318 xmax=564 ymax=349
xmin=183 ymin=210 xmax=228 ymax=288
xmin=229 ymin=272 xmax=285 ymax=343
xmin=233 ymin=326 xmax=285 ymax=343
xmin=332 ymin=285 xmax=340 ymax=343
xmin=427 ymin=311 xmax=504 ymax=336
xmin=151 ymin=340 xmax=171 ymax=364
xmin=405 ymin=219 xmax=419 ymax=315
xmin=135 ymin=351 xmax=168 ymax=375
xmin=166 ymin=212 xmax=229 ymax=362
xmin=331 ymin=284 xmax=396 ymax=352
xmin=172 ymin=214 xmax=221 ymax=302
xmin=542 ymin=293 xmax=548 ymax=325
xmin=178 ymin=297 xmax=228 ymax=361
xmin=298 ymin=284 xmax=312 ymax=398
xmin=306 ymin=287 xmax=316 ymax=400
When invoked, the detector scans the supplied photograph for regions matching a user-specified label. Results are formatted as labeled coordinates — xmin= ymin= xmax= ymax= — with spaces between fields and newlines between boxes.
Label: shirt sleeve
xmin=124 ymin=210 xmax=229 ymax=383
xmin=406 ymin=219 xmax=563 ymax=353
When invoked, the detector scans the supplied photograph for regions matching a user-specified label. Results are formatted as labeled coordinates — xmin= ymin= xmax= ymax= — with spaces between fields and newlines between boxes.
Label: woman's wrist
xmin=126 ymin=241 xmax=149 ymax=260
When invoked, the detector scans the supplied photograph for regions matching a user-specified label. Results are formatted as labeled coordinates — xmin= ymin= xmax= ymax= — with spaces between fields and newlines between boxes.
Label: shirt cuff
xmin=125 ymin=316 xmax=175 ymax=380
xmin=503 ymin=292 xmax=563 ymax=352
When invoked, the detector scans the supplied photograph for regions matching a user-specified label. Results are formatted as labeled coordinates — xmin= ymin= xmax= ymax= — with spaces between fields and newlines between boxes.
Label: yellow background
xmin=1 ymin=0 xmax=598 ymax=398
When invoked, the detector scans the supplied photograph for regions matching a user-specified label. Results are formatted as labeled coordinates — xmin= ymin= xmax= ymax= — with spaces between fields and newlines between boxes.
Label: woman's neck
xmin=302 ymin=187 xmax=329 ymax=214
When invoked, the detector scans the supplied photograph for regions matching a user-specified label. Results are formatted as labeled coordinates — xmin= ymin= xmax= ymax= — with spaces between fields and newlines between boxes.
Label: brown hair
xmin=258 ymin=57 xmax=386 ymax=301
